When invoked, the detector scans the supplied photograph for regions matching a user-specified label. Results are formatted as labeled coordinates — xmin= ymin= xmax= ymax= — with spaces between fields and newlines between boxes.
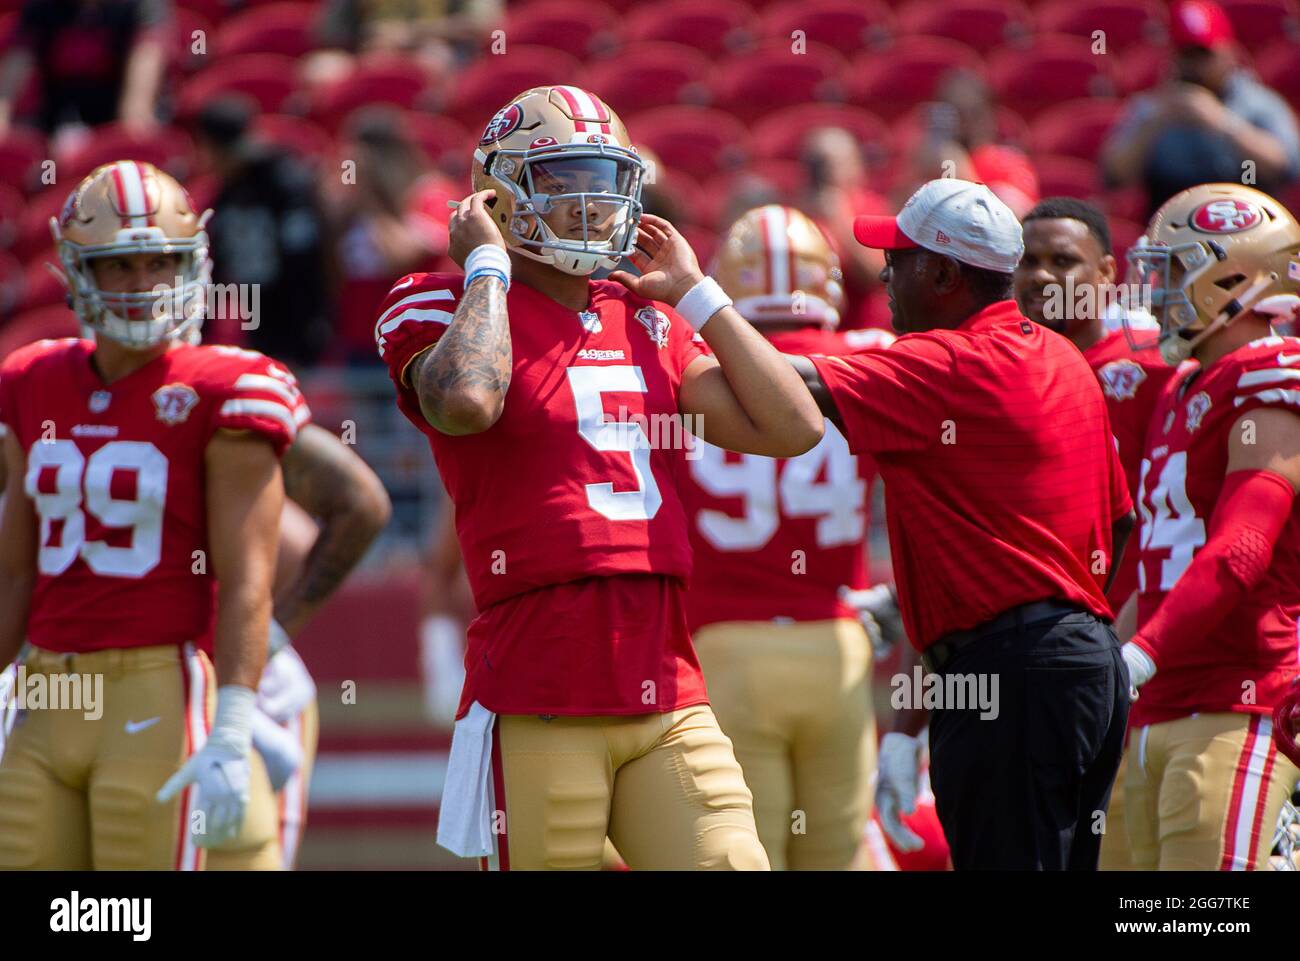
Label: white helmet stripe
xmin=764 ymin=205 xmax=790 ymax=297
xmin=112 ymin=161 xmax=151 ymax=229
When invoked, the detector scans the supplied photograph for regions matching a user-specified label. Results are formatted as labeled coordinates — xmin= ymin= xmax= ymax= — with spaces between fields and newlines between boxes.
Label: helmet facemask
xmin=482 ymin=145 xmax=645 ymax=276
xmin=54 ymin=217 xmax=212 ymax=351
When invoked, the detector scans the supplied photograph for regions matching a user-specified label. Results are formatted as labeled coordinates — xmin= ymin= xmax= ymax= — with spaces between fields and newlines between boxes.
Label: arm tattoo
xmin=276 ymin=425 xmax=388 ymax=633
xmin=412 ymin=277 xmax=512 ymax=430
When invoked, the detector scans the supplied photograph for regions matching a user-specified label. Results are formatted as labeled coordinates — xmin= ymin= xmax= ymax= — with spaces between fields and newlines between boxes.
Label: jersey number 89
xmin=25 ymin=440 xmax=168 ymax=578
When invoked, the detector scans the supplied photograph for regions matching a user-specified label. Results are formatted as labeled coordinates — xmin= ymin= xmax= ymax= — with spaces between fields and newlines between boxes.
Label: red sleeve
xmin=374 ymin=272 xmax=463 ymax=433
xmin=208 ymin=349 xmax=312 ymax=457
xmin=807 ymin=332 xmax=957 ymax=455
xmin=1108 ymin=430 xmax=1133 ymax=521
xmin=1133 ymin=469 xmax=1295 ymax=670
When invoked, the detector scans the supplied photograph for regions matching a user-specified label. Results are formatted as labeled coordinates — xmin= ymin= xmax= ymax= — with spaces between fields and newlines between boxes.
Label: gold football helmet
xmin=472 ymin=85 xmax=646 ymax=276
xmin=51 ymin=160 xmax=212 ymax=349
xmin=713 ymin=205 xmax=844 ymax=329
xmin=1126 ymin=183 xmax=1300 ymax=365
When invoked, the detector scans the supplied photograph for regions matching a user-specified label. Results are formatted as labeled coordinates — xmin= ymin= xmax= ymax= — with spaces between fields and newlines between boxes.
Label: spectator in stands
xmin=902 ymin=70 xmax=1040 ymax=219
xmin=801 ymin=126 xmax=892 ymax=329
xmin=315 ymin=0 xmax=501 ymax=66
xmin=1102 ymin=0 xmax=1300 ymax=217
xmin=322 ymin=106 xmax=453 ymax=365
xmin=194 ymin=96 xmax=332 ymax=366
xmin=0 ymin=0 xmax=170 ymax=137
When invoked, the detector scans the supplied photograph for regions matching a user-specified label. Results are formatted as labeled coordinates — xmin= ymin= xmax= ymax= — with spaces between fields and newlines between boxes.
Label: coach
xmin=789 ymin=179 xmax=1135 ymax=870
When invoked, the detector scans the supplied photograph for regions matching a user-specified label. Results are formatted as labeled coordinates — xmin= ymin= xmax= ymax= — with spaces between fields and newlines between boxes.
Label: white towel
xmin=436 ymin=701 xmax=498 ymax=858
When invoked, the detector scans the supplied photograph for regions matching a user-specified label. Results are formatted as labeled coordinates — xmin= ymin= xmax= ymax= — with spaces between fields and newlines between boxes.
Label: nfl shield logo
xmin=88 ymin=390 xmax=111 ymax=413
xmin=152 ymin=383 xmax=199 ymax=425
xmin=635 ymin=307 xmax=670 ymax=349
xmin=1185 ymin=391 xmax=1212 ymax=432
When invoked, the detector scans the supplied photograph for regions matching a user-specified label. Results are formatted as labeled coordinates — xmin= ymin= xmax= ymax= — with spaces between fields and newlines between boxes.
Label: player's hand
xmin=840 ymin=584 xmax=907 ymax=658
xmin=251 ymin=707 xmax=303 ymax=792
xmin=156 ymin=685 xmax=256 ymax=847
xmin=1120 ymin=641 xmax=1156 ymax=702
xmin=608 ymin=213 xmax=704 ymax=307
xmin=448 ymin=189 xmax=506 ymax=268
xmin=876 ymin=732 xmax=925 ymax=852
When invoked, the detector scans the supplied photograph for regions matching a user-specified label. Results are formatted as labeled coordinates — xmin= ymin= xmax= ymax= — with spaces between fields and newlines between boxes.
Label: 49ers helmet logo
xmin=1189 ymin=199 xmax=1263 ymax=234
xmin=480 ymin=104 xmax=524 ymax=145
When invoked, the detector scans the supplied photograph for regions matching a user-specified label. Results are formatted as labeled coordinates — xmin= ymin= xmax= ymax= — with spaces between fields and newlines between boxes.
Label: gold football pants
xmin=485 ymin=704 xmax=768 ymax=870
xmin=694 ymin=617 xmax=875 ymax=870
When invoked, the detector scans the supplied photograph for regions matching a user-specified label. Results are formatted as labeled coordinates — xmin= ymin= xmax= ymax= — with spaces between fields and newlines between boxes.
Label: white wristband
xmin=675 ymin=276 xmax=732 ymax=331
xmin=211 ymin=684 xmax=257 ymax=756
xmin=464 ymin=244 xmax=511 ymax=283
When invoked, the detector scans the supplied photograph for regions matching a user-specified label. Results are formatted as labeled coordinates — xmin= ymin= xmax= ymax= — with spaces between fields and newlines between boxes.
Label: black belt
xmin=921 ymin=599 xmax=1088 ymax=673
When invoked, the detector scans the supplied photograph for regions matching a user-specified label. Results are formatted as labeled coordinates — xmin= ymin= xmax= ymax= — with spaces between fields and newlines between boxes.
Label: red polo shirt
xmin=810 ymin=300 xmax=1132 ymax=650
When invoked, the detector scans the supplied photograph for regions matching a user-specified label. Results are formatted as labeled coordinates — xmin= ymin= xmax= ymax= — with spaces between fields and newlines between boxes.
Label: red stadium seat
xmin=758 ymin=0 xmax=895 ymax=57
xmin=170 ymin=8 xmax=214 ymax=73
xmin=445 ymin=46 xmax=582 ymax=130
xmin=504 ymin=0 xmax=619 ymax=59
xmin=177 ymin=53 xmax=301 ymax=117
xmin=841 ymin=37 xmax=984 ymax=121
xmin=0 ymin=127 xmax=46 ymax=194
xmin=13 ymin=187 xmax=65 ymax=264
xmin=631 ymin=105 xmax=750 ymax=181
xmin=987 ymin=35 xmax=1118 ymax=121
xmin=1219 ymin=0 xmax=1300 ymax=47
xmin=19 ymin=255 xmax=65 ymax=311
xmin=708 ymin=42 xmax=847 ymax=124
xmin=751 ymin=104 xmax=889 ymax=165
xmin=184 ymin=171 xmax=222 ymax=212
xmin=56 ymin=125 xmax=195 ymax=185
xmin=177 ymin=0 xmax=234 ymax=22
xmin=583 ymin=43 xmax=711 ymax=119
xmin=251 ymin=113 xmax=333 ymax=163
xmin=896 ymin=0 xmax=1031 ymax=49
xmin=0 ymin=304 xmax=79 ymax=359
xmin=1029 ymin=98 xmax=1124 ymax=161
xmin=1257 ymin=40 xmax=1300 ymax=112
xmin=397 ymin=112 xmax=473 ymax=174
xmin=1108 ymin=215 xmax=1145 ymax=267
xmin=310 ymin=55 xmax=441 ymax=134
xmin=1033 ymin=153 xmax=1102 ymax=200
xmin=625 ymin=0 xmax=754 ymax=59
xmin=1118 ymin=46 xmax=1170 ymax=94
xmin=214 ymin=2 xmax=318 ymax=58
xmin=1104 ymin=186 xmax=1150 ymax=223
xmin=1035 ymin=0 xmax=1168 ymax=52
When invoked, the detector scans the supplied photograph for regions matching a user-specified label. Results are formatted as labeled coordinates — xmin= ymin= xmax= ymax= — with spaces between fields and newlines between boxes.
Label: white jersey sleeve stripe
xmin=374 ymin=289 xmax=456 ymax=344
xmin=376 ymin=307 xmax=456 ymax=357
xmin=1237 ymin=368 xmax=1300 ymax=388
xmin=219 ymin=398 xmax=297 ymax=438
xmin=1233 ymin=387 xmax=1300 ymax=408
xmin=234 ymin=373 xmax=301 ymax=406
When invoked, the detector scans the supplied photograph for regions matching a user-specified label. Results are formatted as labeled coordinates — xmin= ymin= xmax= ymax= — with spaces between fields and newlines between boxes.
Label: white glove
xmin=840 ymin=584 xmax=907 ymax=658
xmin=251 ymin=707 xmax=303 ymax=792
xmin=157 ymin=684 xmax=255 ymax=848
xmin=421 ymin=615 xmax=466 ymax=728
xmin=1120 ymin=642 xmax=1156 ymax=702
xmin=876 ymin=732 xmax=924 ymax=852
xmin=256 ymin=647 xmax=317 ymax=724
xmin=267 ymin=617 xmax=293 ymax=657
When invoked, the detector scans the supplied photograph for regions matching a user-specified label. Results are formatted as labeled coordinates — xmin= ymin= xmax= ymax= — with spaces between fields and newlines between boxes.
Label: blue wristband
xmin=465 ymin=267 xmax=509 ymax=291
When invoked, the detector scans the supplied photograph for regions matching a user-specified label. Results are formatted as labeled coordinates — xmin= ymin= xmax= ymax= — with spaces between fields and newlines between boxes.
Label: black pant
xmin=926 ymin=602 xmax=1129 ymax=870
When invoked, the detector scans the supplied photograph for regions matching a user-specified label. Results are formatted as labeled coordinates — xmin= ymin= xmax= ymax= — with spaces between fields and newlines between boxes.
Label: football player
xmin=1121 ymin=182 xmax=1300 ymax=870
xmin=680 ymin=204 xmax=892 ymax=870
xmin=1013 ymin=197 xmax=1178 ymax=871
xmin=376 ymin=86 xmax=824 ymax=870
xmin=0 ymin=161 xmax=298 ymax=869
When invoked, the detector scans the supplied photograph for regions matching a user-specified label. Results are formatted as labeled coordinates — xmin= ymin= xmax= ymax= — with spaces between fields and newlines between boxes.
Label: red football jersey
xmin=682 ymin=326 xmax=892 ymax=631
xmin=810 ymin=300 xmax=1131 ymax=649
xmin=1132 ymin=335 xmax=1300 ymax=725
xmin=0 ymin=339 xmax=308 ymax=654
xmin=376 ymin=272 xmax=708 ymax=716
xmin=1083 ymin=330 xmax=1178 ymax=607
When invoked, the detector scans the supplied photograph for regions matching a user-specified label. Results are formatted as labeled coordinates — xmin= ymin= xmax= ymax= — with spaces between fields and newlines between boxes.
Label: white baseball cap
xmin=854 ymin=178 xmax=1024 ymax=274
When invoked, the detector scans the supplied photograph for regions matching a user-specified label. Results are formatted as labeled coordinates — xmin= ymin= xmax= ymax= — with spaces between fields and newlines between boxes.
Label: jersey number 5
xmin=25 ymin=439 xmax=168 ymax=577
xmin=566 ymin=365 xmax=663 ymax=522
